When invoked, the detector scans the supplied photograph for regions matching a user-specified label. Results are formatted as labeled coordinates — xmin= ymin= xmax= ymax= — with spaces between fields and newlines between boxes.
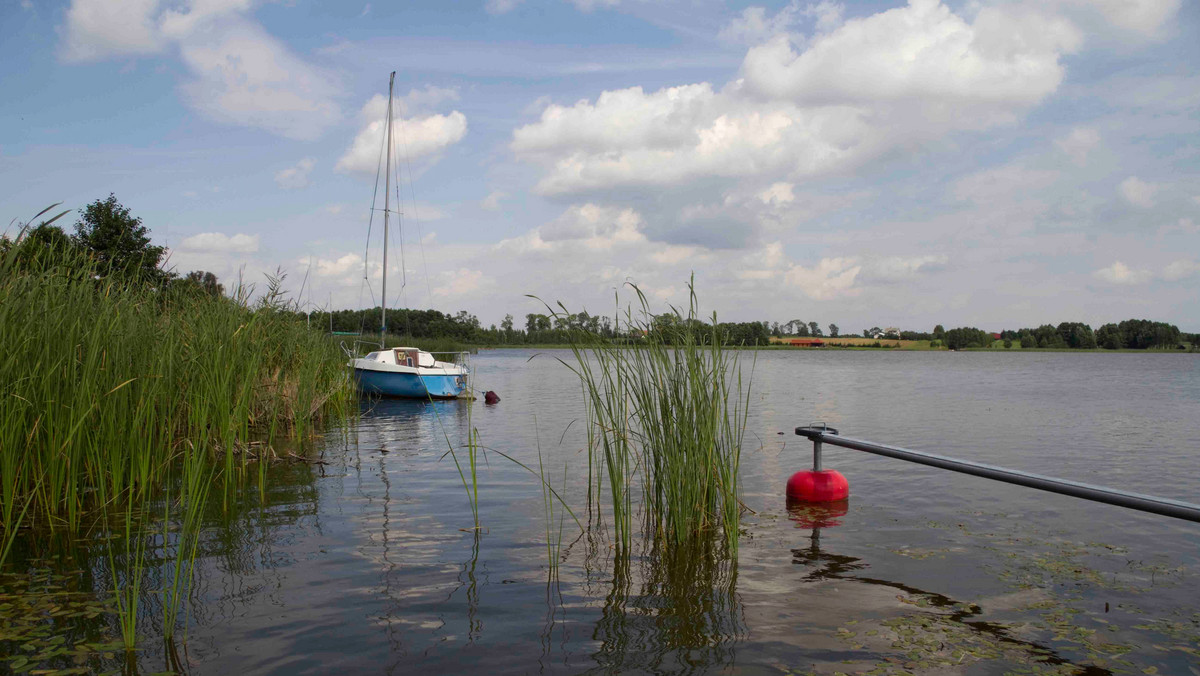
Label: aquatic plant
xmin=538 ymin=277 xmax=751 ymax=553
xmin=0 ymin=213 xmax=352 ymax=535
xmin=0 ymin=207 xmax=356 ymax=650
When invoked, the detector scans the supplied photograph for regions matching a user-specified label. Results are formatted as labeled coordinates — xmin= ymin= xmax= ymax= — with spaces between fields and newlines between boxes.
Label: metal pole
xmin=380 ymin=71 xmax=395 ymax=349
xmin=795 ymin=425 xmax=1200 ymax=524
xmin=812 ymin=437 xmax=822 ymax=472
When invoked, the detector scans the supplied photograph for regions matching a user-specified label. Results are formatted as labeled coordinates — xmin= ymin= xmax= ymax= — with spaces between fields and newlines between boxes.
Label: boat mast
xmin=381 ymin=71 xmax=395 ymax=349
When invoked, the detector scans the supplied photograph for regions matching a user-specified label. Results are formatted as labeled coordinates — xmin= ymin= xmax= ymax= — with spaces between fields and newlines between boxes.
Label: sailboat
xmin=350 ymin=72 xmax=470 ymax=399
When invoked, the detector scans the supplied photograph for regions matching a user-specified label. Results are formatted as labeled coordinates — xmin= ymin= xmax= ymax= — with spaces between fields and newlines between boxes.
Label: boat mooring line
xmin=793 ymin=424 xmax=1200 ymax=524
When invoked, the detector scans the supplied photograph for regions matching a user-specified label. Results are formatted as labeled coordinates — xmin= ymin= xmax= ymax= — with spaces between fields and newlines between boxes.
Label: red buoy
xmin=786 ymin=469 xmax=849 ymax=502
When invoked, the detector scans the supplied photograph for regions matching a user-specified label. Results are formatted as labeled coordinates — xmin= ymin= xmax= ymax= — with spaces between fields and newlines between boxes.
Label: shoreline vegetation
xmin=318 ymin=306 xmax=1198 ymax=354
xmin=541 ymin=279 xmax=749 ymax=556
xmin=1 ymin=203 xmax=354 ymax=650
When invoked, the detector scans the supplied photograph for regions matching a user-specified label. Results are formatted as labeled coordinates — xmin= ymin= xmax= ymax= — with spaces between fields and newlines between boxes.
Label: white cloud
xmin=537 ymin=203 xmax=647 ymax=250
xmin=156 ymin=0 xmax=254 ymax=39
xmin=758 ymin=182 xmax=794 ymax=206
xmin=513 ymin=1 xmax=1084 ymax=198
xmin=954 ymin=165 xmax=1060 ymax=205
xmin=336 ymin=94 xmax=468 ymax=174
xmin=1119 ymin=176 xmax=1157 ymax=208
xmin=569 ymin=0 xmax=619 ymax=11
xmin=60 ymin=1 xmax=341 ymax=139
xmin=485 ymin=0 xmax=523 ymax=14
xmin=719 ymin=3 xmax=808 ymax=45
xmin=481 ymin=190 xmax=507 ymax=211
xmin=179 ymin=232 xmax=260 ymax=253
xmin=1162 ymin=259 xmax=1200 ymax=281
xmin=862 ymin=255 xmax=949 ymax=282
xmin=1055 ymin=127 xmax=1100 ymax=165
xmin=1093 ymin=261 xmax=1151 ymax=285
xmin=61 ymin=0 xmax=166 ymax=61
xmin=408 ymin=203 xmax=448 ymax=221
xmin=736 ymin=241 xmax=787 ymax=280
xmin=1156 ymin=218 xmax=1199 ymax=237
xmin=741 ymin=1 xmax=1080 ymax=106
xmin=651 ymin=244 xmax=705 ymax=266
xmin=176 ymin=19 xmax=340 ymax=140
xmin=1080 ymin=0 xmax=1181 ymax=40
xmin=434 ymin=268 xmax=486 ymax=297
xmin=783 ymin=257 xmax=861 ymax=300
xmin=313 ymin=253 xmax=363 ymax=278
xmin=274 ymin=157 xmax=315 ymax=189
xmin=400 ymin=85 xmax=461 ymax=115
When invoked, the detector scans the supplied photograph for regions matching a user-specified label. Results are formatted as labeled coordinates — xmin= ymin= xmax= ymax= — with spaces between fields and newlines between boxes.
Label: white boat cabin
xmin=362 ymin=347 xmax=438 ymax=368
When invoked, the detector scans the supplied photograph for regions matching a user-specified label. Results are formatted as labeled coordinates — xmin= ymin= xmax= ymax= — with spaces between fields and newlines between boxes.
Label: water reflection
xmin=589 ymin=537 xmax=745 ymax=674
xmin=784 ymin=500 xmax=1112 ymax=675
xmin=4 ymin=350 xmax=1197 ymax=674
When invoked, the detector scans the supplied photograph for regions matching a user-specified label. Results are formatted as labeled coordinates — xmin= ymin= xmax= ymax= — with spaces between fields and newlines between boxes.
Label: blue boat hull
xmin=354 ymin=368 xmax=467 ymax=399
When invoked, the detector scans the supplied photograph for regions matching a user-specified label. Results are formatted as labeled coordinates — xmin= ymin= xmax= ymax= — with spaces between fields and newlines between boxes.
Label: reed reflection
xmin=0 ymin=456 xmax=326 ymax=675
xmin=589 ymin=536 xmax=746 ymax=674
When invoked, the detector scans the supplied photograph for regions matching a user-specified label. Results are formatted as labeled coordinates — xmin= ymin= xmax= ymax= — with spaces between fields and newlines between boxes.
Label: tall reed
xmin=0 ymin=228 xmax=352 ymax=539
xmin=0 ymin=212 xmax=355 ymax=648
xmin=539 ymin=278 xmax=751 ymax=553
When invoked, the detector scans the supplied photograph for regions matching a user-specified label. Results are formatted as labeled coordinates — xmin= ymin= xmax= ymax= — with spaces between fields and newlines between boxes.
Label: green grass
xmin=0 ymin=217 xmax=355 ymax=647
xmin=538 ymin=278 xmax=750 ymax=554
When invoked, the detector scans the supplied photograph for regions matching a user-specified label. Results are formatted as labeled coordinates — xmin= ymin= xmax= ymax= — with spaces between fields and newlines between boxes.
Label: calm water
xmin=5 ymin=350 xmax=1200 ymax=674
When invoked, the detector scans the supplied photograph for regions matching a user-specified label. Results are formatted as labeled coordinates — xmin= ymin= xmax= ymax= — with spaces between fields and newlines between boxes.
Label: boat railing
xmin=427 ymin=350 xmax=472 ymax=375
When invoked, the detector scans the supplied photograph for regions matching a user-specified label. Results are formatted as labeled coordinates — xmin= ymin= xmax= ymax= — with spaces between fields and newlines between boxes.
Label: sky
xmin=2 ymin=0 xmax=1198 ymax=333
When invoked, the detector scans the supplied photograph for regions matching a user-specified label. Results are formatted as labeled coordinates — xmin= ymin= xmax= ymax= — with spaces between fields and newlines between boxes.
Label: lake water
xmin=5 ymin=349 xmax=1200 ymax=674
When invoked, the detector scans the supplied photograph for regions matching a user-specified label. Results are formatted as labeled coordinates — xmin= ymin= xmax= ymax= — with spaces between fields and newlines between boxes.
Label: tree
xmin=3 ymin=221 xmax=78 ymax=270
xmin=828 ymin=323 xmax=839 ymax=337
xmin=501 ymin=314 xmax=514 ymax=332
xmin=933 ymin=324 xmax=945 ymax=339
xmin=717 ymin=321 xmax=771 ymax=346
xmin=184 ymin=270 xmax=224 ymax=296
xmin=808 ymin=321 xmax=821 ymax=337
xmin=1003 ymin=338 xmax=1013 ymax=349
xmin=943 ymin=326 xmax=991 ymax=350
xmin=525 ymin=313 xmax=551 ymax=333
xmin=1056 ymin=322 xmax=1096 ymax=349
xmin=73 ymin=194 xmax=168 ymax=283
xmin=1095 ymin=323 xmax=1123 ymax=350
xmin=1032 ymin=324 xmax=1064 ymax=348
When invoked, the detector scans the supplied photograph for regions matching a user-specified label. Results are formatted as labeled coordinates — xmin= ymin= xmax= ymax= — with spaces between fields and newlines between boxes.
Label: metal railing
xmin=794 ymin=424 xmax=1200 ymax=524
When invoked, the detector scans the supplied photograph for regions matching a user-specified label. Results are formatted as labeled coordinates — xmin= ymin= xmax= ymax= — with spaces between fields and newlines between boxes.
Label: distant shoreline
xmin=479 ymin=343 xmax=1197 ymax=353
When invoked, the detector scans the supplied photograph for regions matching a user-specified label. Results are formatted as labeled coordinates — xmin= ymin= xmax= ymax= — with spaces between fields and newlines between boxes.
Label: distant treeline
xmin=313 ymin=307 xmax=777 ymax=346
xmin=998 ymin=320 xmax=1188 ymax=350
xmin=932 ymin=321 xmax=1191 ymax=350
xmin=314 ymin=306 xmax=1198 ymax=351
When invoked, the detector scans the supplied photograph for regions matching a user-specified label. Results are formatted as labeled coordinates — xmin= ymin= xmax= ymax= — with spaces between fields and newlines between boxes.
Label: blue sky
xmin=2 ymin=0 xmax=1198 ymax=332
